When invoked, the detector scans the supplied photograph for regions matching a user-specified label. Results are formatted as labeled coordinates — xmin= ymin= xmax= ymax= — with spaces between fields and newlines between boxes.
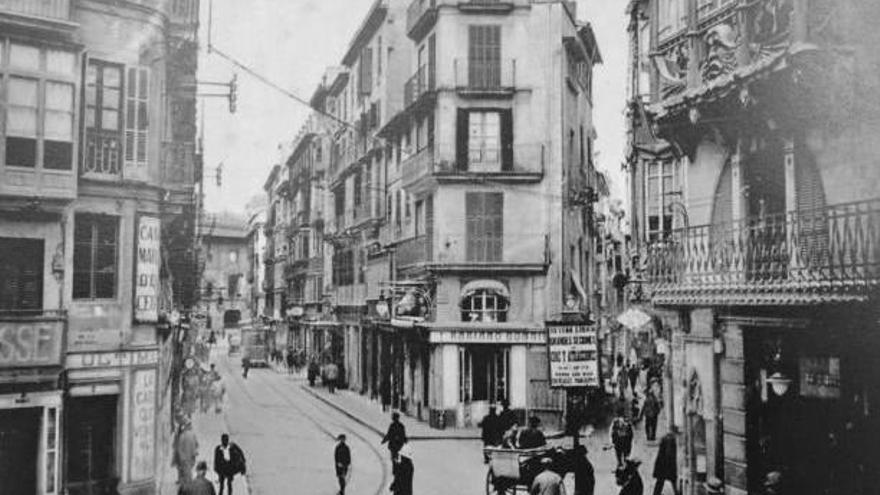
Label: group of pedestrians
xmin=176 ymin=431 xmax=247 ymax=495
xmin=478 ymin=400 xmax=532 ymax=449
xmin=331 ymin=411 xmax=414 ymax=495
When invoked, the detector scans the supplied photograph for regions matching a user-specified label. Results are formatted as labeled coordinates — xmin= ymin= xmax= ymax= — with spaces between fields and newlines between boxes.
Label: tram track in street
xmin=218 ymin=355 xmax=390 ymax=495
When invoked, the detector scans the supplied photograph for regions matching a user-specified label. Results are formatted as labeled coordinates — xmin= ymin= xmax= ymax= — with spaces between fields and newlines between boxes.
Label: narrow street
xmin=207 ymin=345 xmax=668 ymax=495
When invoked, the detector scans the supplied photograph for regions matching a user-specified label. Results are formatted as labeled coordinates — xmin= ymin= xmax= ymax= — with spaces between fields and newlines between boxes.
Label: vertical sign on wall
xmin=130 ymin=369 xmax=156 ymax=480
xmin=135 ymin=216 xmax=160 ymax=322
xmin=548 ymin=324 xmax=599 ymax=387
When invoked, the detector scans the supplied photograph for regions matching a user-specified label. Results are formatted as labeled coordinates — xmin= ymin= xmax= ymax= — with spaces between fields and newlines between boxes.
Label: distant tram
xmin=241 ymin=326 xmax=270 ymax=367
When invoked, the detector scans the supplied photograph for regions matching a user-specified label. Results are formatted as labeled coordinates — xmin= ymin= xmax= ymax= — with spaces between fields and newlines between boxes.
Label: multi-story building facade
xmin=0 ymin=0 xmax=200 ymax=493
xmin=245 ymin=195 xmax=267 ymax=319
xmin=199 ymin=212 xmax=249 ymax=331
xmin=262 ymin=163 xmax=291 ymax=320
xmin=626 ymin=0 xmax=880 ymax=493
xmin=312 ymin=0 xmax=601 ymax=428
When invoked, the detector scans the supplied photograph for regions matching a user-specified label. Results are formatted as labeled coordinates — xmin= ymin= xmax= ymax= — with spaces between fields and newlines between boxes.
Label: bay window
xmin=1 ymin=40 xmax=77 ymax=170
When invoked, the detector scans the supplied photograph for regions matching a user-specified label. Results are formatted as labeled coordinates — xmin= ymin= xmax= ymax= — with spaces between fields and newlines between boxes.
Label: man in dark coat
xmin=642 ymin=390 xmax=662 ymax=442
xmin=652 ymin=433 xmax=677 ymax=495
xmin=390 ymin=446 xmax=414 ymax=495
xmin=334 ymin=434 xmax=351 ymax=495
xmin=479 ymin=406 xmax=502 ymax=447
xmin=308 ymin=360 xmax=320 ymax=387
xmin=381 ymin=412 xmax=407 ymax=460
xmin=617 ymin=458 xmax=644 ymax=495
xmin=571 ymin=444 xmax=596 ymax=495
xmin=179 ymin=461 xmax=216 ymax=495
xmin=518 ymin=416 xmax=547 ymax=449
xmin=213 ymin=433 xmax=246 ymax=495
xmin=498 ymin=399 xmax=517 ymax=433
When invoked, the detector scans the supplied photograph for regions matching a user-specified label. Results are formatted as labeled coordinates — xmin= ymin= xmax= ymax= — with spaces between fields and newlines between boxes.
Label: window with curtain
xmin=457 ymin=109 xmax=513 ymax=172
xmin=461 ymin=289 xmax=509 ymax=323
xmin=466 ymin=192 xmax=503 ymax=262
xmin=645 ymin=160 xmax=681 ymax=242
xmin=73 ymin=215 xmax=118 ymax=299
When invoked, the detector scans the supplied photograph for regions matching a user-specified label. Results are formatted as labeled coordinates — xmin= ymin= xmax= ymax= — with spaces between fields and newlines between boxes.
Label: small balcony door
xmin=468 ymin=25 xmax=501 ymax=89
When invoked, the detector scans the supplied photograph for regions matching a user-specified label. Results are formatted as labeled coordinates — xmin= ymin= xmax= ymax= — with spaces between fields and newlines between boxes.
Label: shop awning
xmin=460 ymin=279 xmax=510 ymax=299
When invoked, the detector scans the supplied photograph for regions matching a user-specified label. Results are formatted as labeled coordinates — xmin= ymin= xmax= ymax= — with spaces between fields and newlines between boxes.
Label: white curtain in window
xmin=7 ymin=77 xmax=38 ymax=137
xmin=45 ymin=82 xmax=74 ymax=141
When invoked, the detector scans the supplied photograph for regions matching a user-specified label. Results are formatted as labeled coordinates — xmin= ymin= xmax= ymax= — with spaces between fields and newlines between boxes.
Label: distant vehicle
xmin=241 ymin=326 xmax=270 ymax=367
xmin=227 ymin=327 xmax=242 ymax=355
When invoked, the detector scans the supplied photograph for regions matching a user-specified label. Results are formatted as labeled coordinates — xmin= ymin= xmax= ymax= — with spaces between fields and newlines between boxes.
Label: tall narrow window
xmin=45 ymin=81 xmax=75 ymax=170
xmin=124 ymin=67 xmax=149 ymax=180
xmin=84 ymin=61 xmax=123 ymax=176
xmin=6 ymin=77 xmax=38 ymax=167
xmin=468 ymin=25 xmax=501 ymax=89
xmin=359 ymin=47 xmax=373 ymax=95
xmin=377 ymin=36 xmax=383 ymax=77
xmin=466 ymin=192 xmax=503 ymax=262
xmin=645 ymin=160 xmax=681 ymax=242
xmin=73 ymin=215 xmax=118 ymax=299
xmin=0 ymin=238 xmax=44 ymax=310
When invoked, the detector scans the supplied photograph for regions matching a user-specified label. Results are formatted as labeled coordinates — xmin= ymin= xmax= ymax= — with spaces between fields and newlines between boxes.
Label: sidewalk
xmin=300 ymin=383 xmax=482 ymax=440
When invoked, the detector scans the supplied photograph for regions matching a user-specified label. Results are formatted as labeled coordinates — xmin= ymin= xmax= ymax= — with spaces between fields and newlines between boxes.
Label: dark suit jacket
xmin=214 ymin=443 xmax=246 ymax=476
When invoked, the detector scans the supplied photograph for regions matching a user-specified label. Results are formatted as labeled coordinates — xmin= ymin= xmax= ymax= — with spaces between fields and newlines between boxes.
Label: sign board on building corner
xmin=548 ymin=324 xmax=599 ymax=387
xmin=134 ymin=216 xmax=160 ymax=323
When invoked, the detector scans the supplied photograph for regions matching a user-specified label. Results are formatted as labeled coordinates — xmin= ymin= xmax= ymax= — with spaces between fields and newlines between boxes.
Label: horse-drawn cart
xmin=484 ymin=446 xmax=573 ymax=494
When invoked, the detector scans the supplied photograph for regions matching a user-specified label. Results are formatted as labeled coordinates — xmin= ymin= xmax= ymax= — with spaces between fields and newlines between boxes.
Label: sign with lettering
xmin=0 ymin=319 xmax=64 ymax=368
xmin=130 ymin=369 xmax=156 ymax=480
xmin=428 ymin=329 xmax=546 ymax=345
xmin=799 ymin=356 xmax=840 ymax=399
xmin=66 ymin=350 xmax=159 ymax=369
xmin=135 ymin=216 xmax=161 ymax=323
xmin=548 ymin=324 xmax=599 ymax=388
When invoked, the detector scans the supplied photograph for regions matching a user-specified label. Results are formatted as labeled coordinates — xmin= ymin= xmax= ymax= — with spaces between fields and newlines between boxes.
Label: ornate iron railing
xmin=646 ymin=199 xmax=880 ymax=303
xmin=81 ymin=131 xmax=121 ymax=178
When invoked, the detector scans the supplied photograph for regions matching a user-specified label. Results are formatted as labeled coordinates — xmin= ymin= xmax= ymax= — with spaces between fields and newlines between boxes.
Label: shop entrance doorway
xmin=0 ymin=407 xmax=40 ymax=495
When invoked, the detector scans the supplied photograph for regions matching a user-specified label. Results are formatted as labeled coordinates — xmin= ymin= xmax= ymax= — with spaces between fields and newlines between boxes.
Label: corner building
xmin=0 ymin=0 xmax=200 ymax=494
xmin=626 ymin=0 xmax=880 ymax=493
xmin=314 ymin=0 xmax=601 ymax=428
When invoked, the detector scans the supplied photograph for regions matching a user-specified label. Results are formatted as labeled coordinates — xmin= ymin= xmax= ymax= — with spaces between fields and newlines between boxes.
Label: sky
xmin=198 ymin=0 xmax=628 ymax=215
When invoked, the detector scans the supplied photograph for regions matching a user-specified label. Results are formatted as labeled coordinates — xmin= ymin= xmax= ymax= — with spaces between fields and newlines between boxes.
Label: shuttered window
xmin=0 ymin=238 xmax=43 ymax=310
xmin=466 ymin=192 xmax=503 ymax=262
xmin=359 ymin=47 xmax=373 ymax=95
xmin=124 ymin=67 xmax=149 ymax=180
xmin=468 ymin=25 xmax=501 ymax=88
xmin=73 ymin=215 xmax=118 ymax=299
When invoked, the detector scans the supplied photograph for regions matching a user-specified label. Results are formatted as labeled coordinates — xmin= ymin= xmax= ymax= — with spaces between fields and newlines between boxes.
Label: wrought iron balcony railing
xmin=404 ymin=65 xmax=435 ymax=108
xmin=454 ymin=58 xmax=516 ymax=93
xmin=646 ymin=199 xmax=880 ymax=305
xmin=81 ymin=131 xmax=122 ymax=178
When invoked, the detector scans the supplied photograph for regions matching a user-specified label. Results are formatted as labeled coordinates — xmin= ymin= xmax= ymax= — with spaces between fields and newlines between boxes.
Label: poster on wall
xmin=799 ymin=356 xmax=841 ymax=399
xmin=130 ymin=369 xmax=156 ymax=480
xmin=134 ymin=216 xmax=161 ymax=323
xmin=548 ymin=324 xmax=599 ymax=387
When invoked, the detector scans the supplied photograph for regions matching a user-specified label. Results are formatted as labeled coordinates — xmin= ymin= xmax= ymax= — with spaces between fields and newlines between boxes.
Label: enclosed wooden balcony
xmin=646 ymin=199 xmax=880 ymax=305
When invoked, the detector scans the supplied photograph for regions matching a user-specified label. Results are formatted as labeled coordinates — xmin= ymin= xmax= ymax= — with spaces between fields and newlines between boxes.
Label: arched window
xmin=460 ymin=280 xmax=509 ymax=323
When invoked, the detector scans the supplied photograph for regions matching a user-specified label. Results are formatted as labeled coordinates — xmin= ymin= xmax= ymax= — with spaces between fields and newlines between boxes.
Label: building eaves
xmin=263 ymin=164 xmax=281 ymax=192
xmin=340 ymin=0 xmax=388 ymax=67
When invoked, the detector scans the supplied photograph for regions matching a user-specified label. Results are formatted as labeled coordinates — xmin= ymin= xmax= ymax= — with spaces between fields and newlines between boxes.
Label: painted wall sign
xmin=65 ymin=350 xmax=159 ymax=369
xmin=0 ymin=319 xmax=64 ymax=367
xmin=135 ymin=216 xmax=161 ymax=323
xmin=548 ymin=324 xmax=599 ymax=388
xmin=68 ymin=304 xmax=124 ymax=351
xmin=130 ymin=369 xmax=156 ymax=480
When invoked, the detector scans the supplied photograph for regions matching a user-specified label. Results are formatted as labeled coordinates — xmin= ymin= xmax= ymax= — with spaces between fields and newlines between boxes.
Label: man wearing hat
xmin=518 ymin=416 xmax=548 ymax=449
xmin=178 ymin=461 xmax=216 ymax=495
xmin=530 ymin=457 xmax=565 ymax=495
xmin=334 ymin=434 xmax=352 ymax=495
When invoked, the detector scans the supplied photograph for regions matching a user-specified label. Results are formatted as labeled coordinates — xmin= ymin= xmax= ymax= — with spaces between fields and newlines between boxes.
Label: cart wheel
xmin=486 ymin=470 xmax=497 ymax=495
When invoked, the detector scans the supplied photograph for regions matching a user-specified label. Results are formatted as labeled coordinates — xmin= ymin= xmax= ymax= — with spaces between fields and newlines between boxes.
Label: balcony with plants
xmin=645 ymin=198 xmax=880 ymax=305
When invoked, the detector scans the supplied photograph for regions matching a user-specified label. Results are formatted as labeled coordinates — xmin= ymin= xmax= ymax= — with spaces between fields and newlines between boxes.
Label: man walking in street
xmin=571 ymin=444 xmax=595 ymax=495
xmin=479 ymin=405 xmax=502 ymax=447
xmin=642 ymin=389 xmax=662 ymax=442
xmin=325 ymin=361 xmax=339 ymax=393
xmin=241 ymin=357 xmax=250 ymax=379
xmin=174 ymin=418 xmax=199 ymax=484
xmin=213 ymin=433 xmax=246 ymax=495
xmin=334 ymin=434 xmax=351 ymax=495
xmin=652 ymin=432 xmax=678 ymax=495
xmin=381 ymin=411 xmax=408 ymax=460
xmin=179 ymin=461 xmax=216 ymax=495
xmin=610 ymin=406 xmax=634 ymax=468
xmin=530 ymin=457 xmax=565 ymax=495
